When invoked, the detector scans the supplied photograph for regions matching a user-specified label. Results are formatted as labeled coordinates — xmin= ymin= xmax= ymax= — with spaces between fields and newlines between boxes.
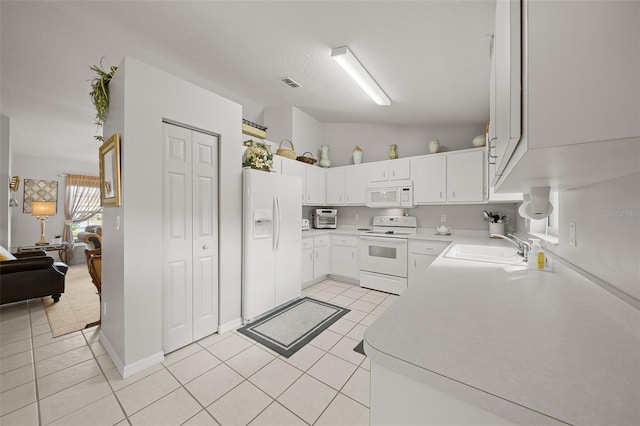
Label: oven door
xmin=359 ymin=236 xmax=408 ymax=277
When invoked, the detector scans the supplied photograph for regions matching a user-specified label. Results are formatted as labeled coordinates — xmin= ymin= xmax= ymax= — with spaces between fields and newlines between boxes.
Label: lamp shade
xmin=31 ymin=201 xmax=56 ymax=216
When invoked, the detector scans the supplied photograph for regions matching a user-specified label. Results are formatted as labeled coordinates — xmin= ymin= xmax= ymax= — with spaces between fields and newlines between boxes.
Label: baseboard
xmin=98 ymin=331 xmax=125 ymax=376
xmin=327 ymin=274 xmax=360 ymax=286
xmin=218 ymin=317 xmax=242 ymax=334
xmin=99 ymin=331 xmax=164 ymax=379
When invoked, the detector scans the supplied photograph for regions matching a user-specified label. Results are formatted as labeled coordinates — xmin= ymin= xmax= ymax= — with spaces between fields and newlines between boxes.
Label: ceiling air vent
xmin=280 ymin=77 xmax=302 ymax=88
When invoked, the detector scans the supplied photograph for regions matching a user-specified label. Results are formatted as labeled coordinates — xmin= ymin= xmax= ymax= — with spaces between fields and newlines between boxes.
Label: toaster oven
xmin=312 ymin=209 xmax=337 ymax=229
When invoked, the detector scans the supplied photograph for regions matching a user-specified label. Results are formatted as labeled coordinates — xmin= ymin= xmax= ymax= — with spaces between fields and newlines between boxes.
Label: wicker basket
xmin=296 ymin=152 xmax=317 ymax=165
xmin=275 ymin=139 xmax=296 ymax=159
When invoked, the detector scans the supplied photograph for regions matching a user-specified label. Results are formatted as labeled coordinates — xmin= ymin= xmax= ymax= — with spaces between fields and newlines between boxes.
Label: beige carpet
xmin=42 ymin=265 xmax=100 ymax=337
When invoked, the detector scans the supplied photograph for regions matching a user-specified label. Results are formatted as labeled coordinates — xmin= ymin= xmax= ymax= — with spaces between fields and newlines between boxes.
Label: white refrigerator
xmin=242 ymin=168 xmax=302 ymax=322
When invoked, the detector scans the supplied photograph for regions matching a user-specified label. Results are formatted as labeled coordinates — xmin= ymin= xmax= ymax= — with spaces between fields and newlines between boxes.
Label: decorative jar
xmin=428 ymin=140 xmax=440 ymax=154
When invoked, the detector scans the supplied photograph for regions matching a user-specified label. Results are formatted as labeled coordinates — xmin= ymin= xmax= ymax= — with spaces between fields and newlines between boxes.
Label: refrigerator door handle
xmin=273 ymin=194 xmax=281 ymax=252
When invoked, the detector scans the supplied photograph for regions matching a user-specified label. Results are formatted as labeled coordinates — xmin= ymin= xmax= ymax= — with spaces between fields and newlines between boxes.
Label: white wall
xmin=9 ymin=154 xmax=97 ymax=250
xmin=323 ymin=123 xmax=486 ymax=167
xmin=101 ymin=57 xmax=243 ymax=377
xmin=292 ymin=107 xmax=324 ymax=159
xmin=1 ymin=115 xmax=10 ymax=248
xmin=263 ymin=106 xmax=324 ymax=158
xmin=518 ymin=173 xmax=639 ymax=302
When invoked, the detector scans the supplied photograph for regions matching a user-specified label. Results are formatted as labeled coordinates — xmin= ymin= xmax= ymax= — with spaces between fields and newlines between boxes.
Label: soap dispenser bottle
xmin=527 ymin=239 xmax=545 ymax=269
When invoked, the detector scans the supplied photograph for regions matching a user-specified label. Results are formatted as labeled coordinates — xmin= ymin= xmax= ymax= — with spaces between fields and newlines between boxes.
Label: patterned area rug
xmin=238 ymin=297 xmax=350 ymax=358
xmin=42 ymin=265 xmax=100 ymax=337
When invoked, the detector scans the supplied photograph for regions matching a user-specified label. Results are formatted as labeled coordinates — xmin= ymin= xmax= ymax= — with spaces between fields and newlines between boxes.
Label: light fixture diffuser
xmin=331 ymin=46 xmax=391 ymax=106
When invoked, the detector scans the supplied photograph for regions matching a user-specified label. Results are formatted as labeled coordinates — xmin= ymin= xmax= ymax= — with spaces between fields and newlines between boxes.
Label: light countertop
xmin=364 ymin=237 xmax=640 ymax=425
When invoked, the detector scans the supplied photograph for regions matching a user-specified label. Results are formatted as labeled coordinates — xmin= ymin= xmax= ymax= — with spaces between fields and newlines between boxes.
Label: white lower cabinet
xmin=408 ymin=241 xmax=449 ymax=287
xmin=302 ymin=235 xmax=330 ymax=287
xmin=330 ymin=235 xmax=359 ymax=280
xmin=313 ymin=236 xmax=330 ymax=279
xmin=302 ymin=237 xmax=314 ymax=284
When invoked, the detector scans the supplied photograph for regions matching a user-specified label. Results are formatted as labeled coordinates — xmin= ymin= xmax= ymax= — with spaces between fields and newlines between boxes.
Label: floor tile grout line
xmin=5 ymin=280 xmax=378 ymax=426
xmin=81 ymin=326 xmax=132 ymax=426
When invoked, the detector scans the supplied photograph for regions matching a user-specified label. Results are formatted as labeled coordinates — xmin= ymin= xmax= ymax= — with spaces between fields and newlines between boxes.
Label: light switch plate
xmin=569 ymin=222 xmax=577 ymax=247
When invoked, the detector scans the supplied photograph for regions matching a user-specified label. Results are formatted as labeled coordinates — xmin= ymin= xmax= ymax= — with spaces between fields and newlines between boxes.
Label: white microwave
xmin=366 ymin=181 xmax=415 ymax=208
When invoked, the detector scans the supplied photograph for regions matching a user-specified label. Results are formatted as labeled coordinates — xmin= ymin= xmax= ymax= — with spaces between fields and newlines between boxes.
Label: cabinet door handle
xmin=488 ymin=137 xmax=498 ymax=165
xmin=452 ymin=191 xmax=456 ymax=199
xmin=414 ymin=259 xmax=417 ymax=267
xmin=315 ymin=251 xmax=318 ymax=259
xmin=439 ymin=191 xmax=443 ymax=199
xmin=352 ymin=251 xmax=355 ymax=258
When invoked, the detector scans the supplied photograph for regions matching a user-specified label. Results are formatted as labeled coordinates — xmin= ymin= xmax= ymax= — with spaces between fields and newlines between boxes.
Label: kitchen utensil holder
xmin=489 ymin=222 xmax=505 ymax=237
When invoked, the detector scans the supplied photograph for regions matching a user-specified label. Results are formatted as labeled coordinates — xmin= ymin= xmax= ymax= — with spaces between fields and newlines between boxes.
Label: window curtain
xmin=60 ymin=174 xmax=102 ymax=263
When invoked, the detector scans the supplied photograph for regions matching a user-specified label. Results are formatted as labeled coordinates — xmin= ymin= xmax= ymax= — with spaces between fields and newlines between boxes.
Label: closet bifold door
xmin=163 ymin=122 xmax=219 ymax=353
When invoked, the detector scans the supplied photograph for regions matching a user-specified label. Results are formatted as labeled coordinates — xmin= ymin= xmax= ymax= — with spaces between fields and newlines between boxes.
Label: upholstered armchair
xmin=84 ymin=248 xmax=102 ymax=328
xmin=78 ymin=225 xmax=102 ymax=250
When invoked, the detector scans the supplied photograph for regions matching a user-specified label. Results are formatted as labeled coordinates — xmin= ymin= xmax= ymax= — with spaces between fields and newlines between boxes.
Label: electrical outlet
xmin=103 ymin=302 xmax=107 ymax=318
xmin=569 ymin=222 xmax=577 ymax=247
xmin=441 ymin=214 xmax=446 ymax=223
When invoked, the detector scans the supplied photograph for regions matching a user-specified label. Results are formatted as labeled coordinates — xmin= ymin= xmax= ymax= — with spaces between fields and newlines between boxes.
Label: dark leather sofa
xmin=0 ymin=252 xmax=68 ymax=305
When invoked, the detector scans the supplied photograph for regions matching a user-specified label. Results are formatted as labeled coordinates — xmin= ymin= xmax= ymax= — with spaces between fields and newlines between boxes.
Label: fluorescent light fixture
xmin=331 ymin=46 xmax=391 ymax=106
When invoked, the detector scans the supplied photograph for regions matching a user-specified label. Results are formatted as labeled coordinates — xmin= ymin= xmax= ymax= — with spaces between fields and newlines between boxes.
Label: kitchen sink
xmin=444 ymin=244 xmax=526 ymax=265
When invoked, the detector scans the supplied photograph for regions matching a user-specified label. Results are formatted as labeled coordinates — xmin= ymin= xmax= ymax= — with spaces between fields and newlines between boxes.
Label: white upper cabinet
xmin=326 ymin=168 xmax=345 ymax=205
xmin=326 ymin=165 xmax=366 ymax=206
xmin=280 ymin=157 xmax=306 ymax=204
xmin=368 ymin=159 xmax=411 ymax=183
xmin=490 ymin=0 xmax=521 ymax=180
xmin=447 ymin=150 xmax=485 ymax=203
xmin=280 ymin=156 xmax=326 ymax=206
xmin=345 ymin=165 xmax=366 ymax=205
xmin=493 ymin=0 xmax=640 ymax=192
xmin=306 ymin=165 xmax=326 ymax=206
xmin=411 ymin=155 xmax=446 ymax=204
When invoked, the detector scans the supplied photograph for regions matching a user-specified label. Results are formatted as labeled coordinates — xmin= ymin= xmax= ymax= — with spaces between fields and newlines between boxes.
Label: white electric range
xmin=359 ymin=216 xmax=417 ymax=294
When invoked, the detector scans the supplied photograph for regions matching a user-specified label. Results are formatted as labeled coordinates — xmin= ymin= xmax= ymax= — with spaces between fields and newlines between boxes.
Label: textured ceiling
xmin=1 ymin=1 xmax=496 ymax=163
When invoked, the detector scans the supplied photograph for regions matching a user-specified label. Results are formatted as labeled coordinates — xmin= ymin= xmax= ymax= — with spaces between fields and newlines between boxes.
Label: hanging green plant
xmin=89 ymin=58 xmax=117 ymax=142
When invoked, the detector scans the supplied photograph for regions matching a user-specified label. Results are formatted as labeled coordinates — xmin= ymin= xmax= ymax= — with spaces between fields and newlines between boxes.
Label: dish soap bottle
xmin=536 ymin=244 xmax=546 ymax=270
xmin=527 ymin=239 xmax=544 ymax=269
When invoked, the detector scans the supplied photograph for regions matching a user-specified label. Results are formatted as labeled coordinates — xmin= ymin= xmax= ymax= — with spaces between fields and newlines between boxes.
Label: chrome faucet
xmin=490 ymin=233 xmax=530 ymax=258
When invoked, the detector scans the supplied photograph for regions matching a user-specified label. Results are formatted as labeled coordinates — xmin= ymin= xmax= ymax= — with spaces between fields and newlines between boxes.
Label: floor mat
xmin=237 ymin=297 xmax=350 ymax=358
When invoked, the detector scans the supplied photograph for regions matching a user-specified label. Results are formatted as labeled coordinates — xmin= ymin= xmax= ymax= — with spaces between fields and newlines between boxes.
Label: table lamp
xmin=31 ymin=201 xmax=56 ymax=245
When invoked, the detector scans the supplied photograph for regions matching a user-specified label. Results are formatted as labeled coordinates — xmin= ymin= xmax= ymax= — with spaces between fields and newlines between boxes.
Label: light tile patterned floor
xmin=0 ymin=280 xmax=397 ymax=425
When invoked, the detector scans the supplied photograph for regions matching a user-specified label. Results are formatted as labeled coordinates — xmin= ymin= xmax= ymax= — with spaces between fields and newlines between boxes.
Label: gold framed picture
xmin=99 ymin=133 xmax=122 ymax=207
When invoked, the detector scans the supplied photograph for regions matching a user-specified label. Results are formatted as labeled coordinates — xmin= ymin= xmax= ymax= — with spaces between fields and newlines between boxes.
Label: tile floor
xmin=0 ymin=279 xmax=397 ymax=426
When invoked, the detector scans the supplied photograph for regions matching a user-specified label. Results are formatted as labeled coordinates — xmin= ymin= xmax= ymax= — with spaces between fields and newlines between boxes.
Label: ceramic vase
xmin=389 ymin=144 xmax=398 ymax=159
xmin=352 ymin=145 xmax=362 ymax=164
xmin=319 ymin=144 xmax=331 ymax=168
xmin=428 ymin=140 xmax=440 ymax=154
